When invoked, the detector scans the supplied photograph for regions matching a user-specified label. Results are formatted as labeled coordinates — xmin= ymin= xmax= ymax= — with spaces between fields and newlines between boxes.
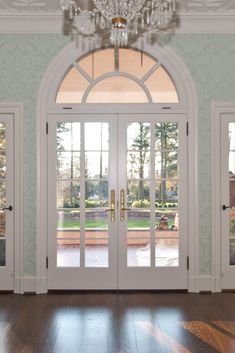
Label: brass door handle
xmin=106 ymin=190 xmax=115 ymax=222
xmin=120 ymin=189 xmax=130 ymax=221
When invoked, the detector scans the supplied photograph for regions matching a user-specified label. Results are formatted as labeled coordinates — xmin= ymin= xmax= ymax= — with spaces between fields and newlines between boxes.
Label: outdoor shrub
xmin=132 ymin=199 xmax=150 ymax=208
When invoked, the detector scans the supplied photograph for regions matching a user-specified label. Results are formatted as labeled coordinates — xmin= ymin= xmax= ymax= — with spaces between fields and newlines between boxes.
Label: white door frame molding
xmin=36 ymin=40 xmax=199 ymax=293
xmin=211 ymin=102 xmax=235 ymax=292
xmin=0 ymin=103 xmax=24 ymax=293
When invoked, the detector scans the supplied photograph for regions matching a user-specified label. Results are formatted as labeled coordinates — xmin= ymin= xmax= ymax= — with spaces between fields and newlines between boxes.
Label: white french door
xmin=0 ymin=115 xmax=14 ymax=290
xmin=47 ymin=113 xmax=188 ymax=290
xmin=221 ymin=115 xmax=235 ymax=289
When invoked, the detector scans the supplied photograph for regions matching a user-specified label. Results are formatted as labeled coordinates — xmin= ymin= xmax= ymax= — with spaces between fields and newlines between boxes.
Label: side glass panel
xmin=229 ymin=123 xmax=235 ymax=265
xmin=56 ymin=123 xmax=81 ymax=267
xmin=155 ymin=123 xmax=179 ymax=267
xmin=85 ymin=123 xmax=109 ymax=267
xmin=126 ymin=123 xmax=151 ymax=267
xmin=0 ymin=123 xmax=6 ymax=267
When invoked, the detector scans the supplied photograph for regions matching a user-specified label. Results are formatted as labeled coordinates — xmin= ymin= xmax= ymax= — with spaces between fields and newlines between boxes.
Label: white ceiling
xmin=0 ymin=0 xmax=235 ymax=13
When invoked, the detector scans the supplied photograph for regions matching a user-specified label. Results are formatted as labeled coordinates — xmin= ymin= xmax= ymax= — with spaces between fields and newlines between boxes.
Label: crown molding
xmin=0 ymin=11 xmax=235 ymax=34
xmin=178 ymin=12 xmax=235 ymax=33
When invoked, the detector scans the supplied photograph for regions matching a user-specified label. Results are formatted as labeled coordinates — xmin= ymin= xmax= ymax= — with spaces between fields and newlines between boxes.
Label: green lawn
xmin=58 ymin=219 xmax=175 ymax=229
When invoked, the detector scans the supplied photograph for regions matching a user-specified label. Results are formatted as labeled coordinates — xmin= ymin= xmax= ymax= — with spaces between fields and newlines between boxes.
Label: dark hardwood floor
xmin=0 ymin=292 xmax=235 ymax=353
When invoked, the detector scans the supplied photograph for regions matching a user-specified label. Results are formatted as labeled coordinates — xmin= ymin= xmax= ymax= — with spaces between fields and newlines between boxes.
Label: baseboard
xmin=198 ymin=275 xmax=221 ymax=293
xmin=211 ymin=276 xmax=221 ymax=292
xmin=188 ymin=276 xmax=199 ymax=293
xmin=188 ymin=275 xmax=221 ymax=293
xmin=23 ymin=277 xmax=37 ymax=294
xmin=36 ymin=277 xmax=47 ymax=294
xmin=13 ymin=276 xmax=48 ymax=294
xmin=14 ymin=277 xmax=24 ymax=294
xmin=14 ymin=275 xmax=221 ymax=294
xmin=198 ymin=275 xmax=212 ymax=292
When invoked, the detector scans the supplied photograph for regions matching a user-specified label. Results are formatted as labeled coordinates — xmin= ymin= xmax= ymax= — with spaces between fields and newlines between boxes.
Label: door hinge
xmin=187 ymin=256 xmax=189 ymax=270
xmin=46 ymin=122 xmax=48 ymax=135
xmin=186 ymin=122 xmax=189 ymax=136
xmin=46 ymin=256 xmax=48 ymax=269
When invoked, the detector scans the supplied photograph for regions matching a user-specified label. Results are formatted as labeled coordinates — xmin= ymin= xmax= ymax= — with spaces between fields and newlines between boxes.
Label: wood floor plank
xmin=0 ymin=293 xmax=235 ymax=353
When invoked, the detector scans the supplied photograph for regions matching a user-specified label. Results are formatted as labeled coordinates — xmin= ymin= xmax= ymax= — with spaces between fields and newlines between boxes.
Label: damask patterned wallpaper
xmin=0 ymin=33 xmax=234 ymax=276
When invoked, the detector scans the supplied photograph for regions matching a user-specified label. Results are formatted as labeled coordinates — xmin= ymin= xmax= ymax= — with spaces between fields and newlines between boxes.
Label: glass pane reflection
xmin=0 ymin=212 xmax=6 ymax=237
xmin=85 ymin=152 xmax=109 ymax=179
xmin=85 ymin=123 xmax=109 ymax=151
xmin=57 ymin=152 xmax=80 ymax=180
xmin=127 ymin=239 xmax=150 ymax=267
xmin=0 ymin=239 xmax=6 ymax=267
xmin=85 ymin=239 xmax=108 ymax=267
xmin=57 ymin=241 xmax=80 ymax=267
xmin=0 ymin=123 xmax=6 ymax=150
xmin=127 ymin=123 xmax=150 ymax=151
xmin=57 ymin=182 xmax=80 ymax=209
xmin=127 ymin=181 xmax=150 ymax=208
xmin=57 ymin=122 xmax=80 ymax=151
xmin=155 ymin=123 xmax=178 ymax=151
xmin=127 ymin=151 xmax=150 ymax=179
xmin=155 ymin=239 xmax=179 ymax=267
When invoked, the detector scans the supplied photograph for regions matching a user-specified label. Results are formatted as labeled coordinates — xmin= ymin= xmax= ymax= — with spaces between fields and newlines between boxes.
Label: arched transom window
xmin=56 ymin=48 xmax=179 ymax=104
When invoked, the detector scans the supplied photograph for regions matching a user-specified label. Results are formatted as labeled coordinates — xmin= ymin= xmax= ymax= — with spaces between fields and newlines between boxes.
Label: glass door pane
xmin=56 ymin=122 xmax=81 ymax=267
xmin=85 ymin=122 xmax=109 ymax=267
xmin=126 ymin=122 xmax=151 ymax=267
xmin=0 ymin=124 xmax=7 ymax=267
xmin=229 ymin=123 xmax=235 ymax=266
xmin=155 ymin=123 xmax=179 ymax=267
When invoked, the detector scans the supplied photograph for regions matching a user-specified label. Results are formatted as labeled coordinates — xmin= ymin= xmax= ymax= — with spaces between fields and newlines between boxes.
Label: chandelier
xmin=60 ymin=0 xmax=178 ymax=47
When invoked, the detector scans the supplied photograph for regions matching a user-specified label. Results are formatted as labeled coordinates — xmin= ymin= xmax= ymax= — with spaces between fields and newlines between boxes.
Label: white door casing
xmin=220 ymin=113 xmax=235 ymax=289
xmin=211 ymin=104 xmax=235 ymax=292
xmin=36 ymin=40 xmax=198 ymax=293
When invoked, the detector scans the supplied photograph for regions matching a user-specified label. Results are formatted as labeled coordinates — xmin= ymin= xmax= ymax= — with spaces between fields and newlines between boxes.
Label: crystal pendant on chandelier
xmin=110 ymin=18 xmax=128 ymax=47
xmin=60 ymin=0 xmax=179 ymax=47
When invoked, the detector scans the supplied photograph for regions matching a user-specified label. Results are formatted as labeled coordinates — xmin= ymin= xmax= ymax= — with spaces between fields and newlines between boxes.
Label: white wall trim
xmin=23 ymin=276 xmax=36 ymax=293
xmin=0 ymin=11 xmax=235 ymax=33
xmin=211 ymin=102 xmax=235 ymax=293
xmin=36 ymin=40 xmax=199 ymax=293
xmin=198 ymin=275 xmax=213 ymax=293
xmin=189 ymin=275 xmax=220 ymax=293
xmin=0 ymin=103 xmax=24 ymax=294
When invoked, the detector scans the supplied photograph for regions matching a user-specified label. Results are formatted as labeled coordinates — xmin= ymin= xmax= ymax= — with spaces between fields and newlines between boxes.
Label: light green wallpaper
xmin=0 ymin=34 xmax=234 ymax=276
